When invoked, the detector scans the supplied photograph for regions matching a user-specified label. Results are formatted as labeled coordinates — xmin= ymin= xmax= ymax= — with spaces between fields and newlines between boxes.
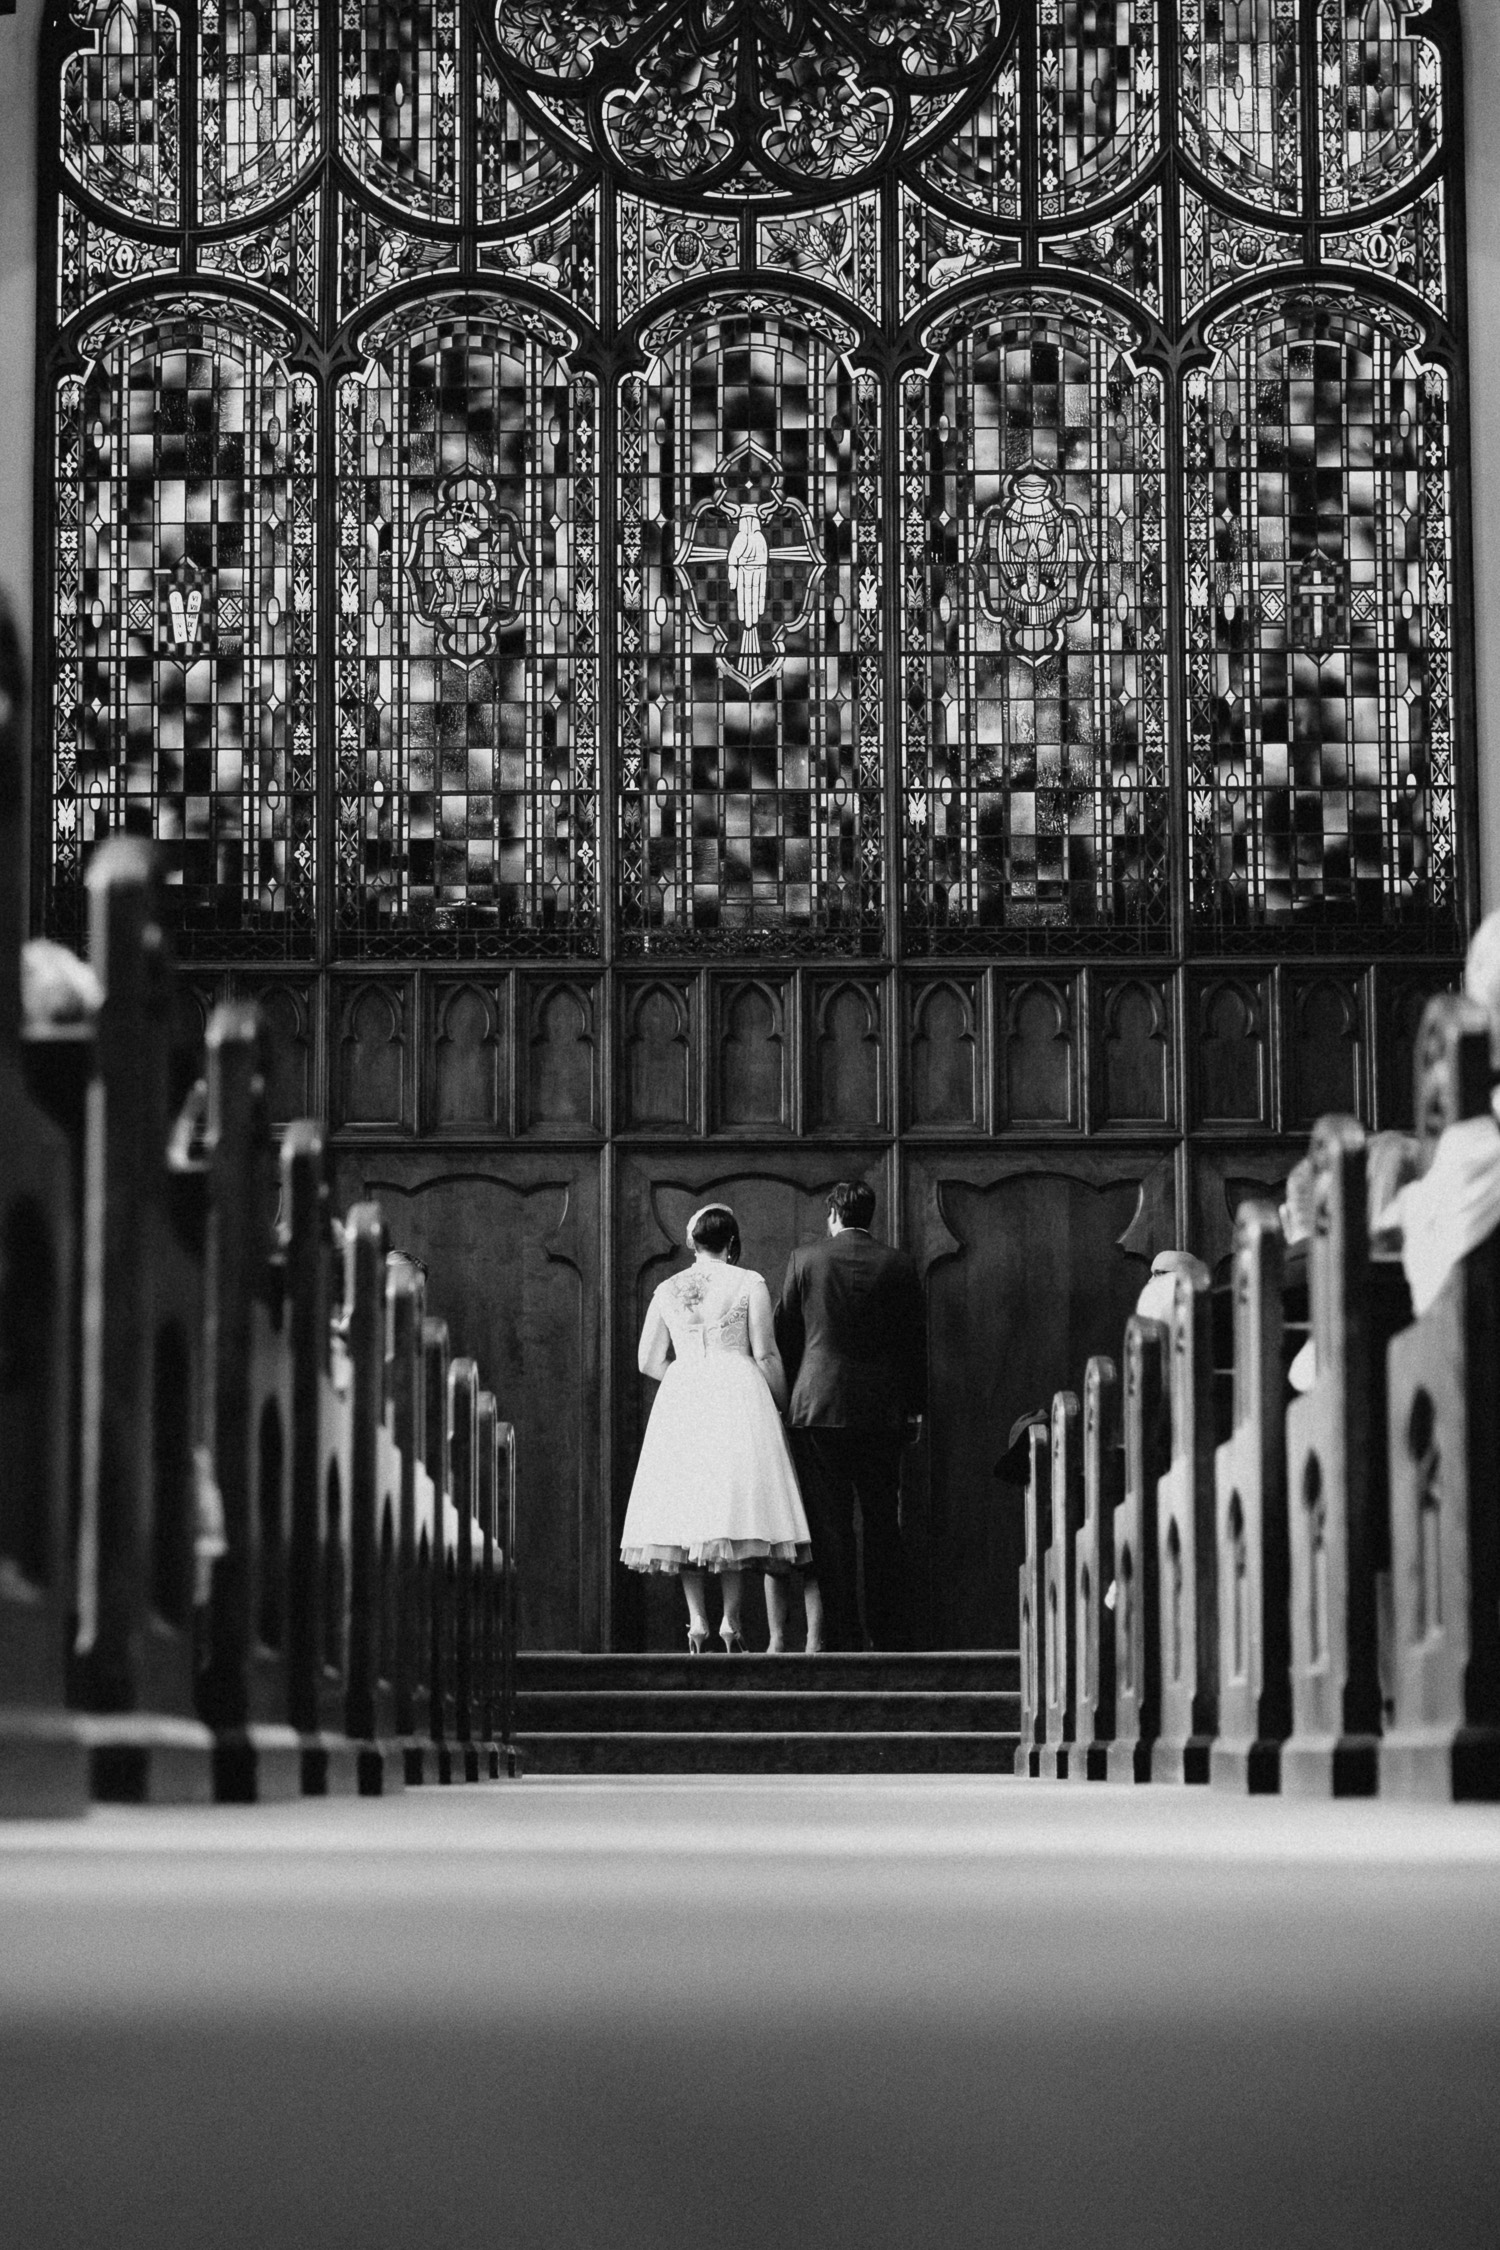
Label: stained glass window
xmin=618 ymin=305 xmax=881 ymax=953
xmin=333 ymin=301 xmax=598 ymax=952
xmin=40 ymin=0 xmax=1471 ymax=962
xmin=901 ymin=299 xmax=1169 ymax=949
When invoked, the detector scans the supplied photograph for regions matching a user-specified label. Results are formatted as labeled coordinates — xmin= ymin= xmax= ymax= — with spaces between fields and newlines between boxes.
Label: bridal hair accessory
xmin=685 ymin=1202 xmax=736 ymax=1246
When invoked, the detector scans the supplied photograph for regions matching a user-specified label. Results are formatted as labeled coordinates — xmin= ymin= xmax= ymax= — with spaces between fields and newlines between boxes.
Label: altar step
xmin=514 ymin=1652 xmax=1021 ymax=1774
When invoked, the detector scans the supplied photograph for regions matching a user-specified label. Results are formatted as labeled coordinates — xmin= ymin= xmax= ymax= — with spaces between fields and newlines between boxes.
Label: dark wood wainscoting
xmin=170 ymin=952 xmax=1463 ymax=1651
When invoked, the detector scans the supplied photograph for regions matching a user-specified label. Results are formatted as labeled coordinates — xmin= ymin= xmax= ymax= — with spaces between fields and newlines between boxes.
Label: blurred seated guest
xmin=1385 ymin=1106 xmax=1500 ymax=1317
xmin=1464 ymin=906 xmax=1500 ymax=1084
xmin=1133 ymin=1249 xmax=1209 ymax=1328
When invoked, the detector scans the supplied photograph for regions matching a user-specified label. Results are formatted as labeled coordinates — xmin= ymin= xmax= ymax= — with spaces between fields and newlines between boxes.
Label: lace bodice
xmin=658 ymin=1266 xmax=753 ymax=1362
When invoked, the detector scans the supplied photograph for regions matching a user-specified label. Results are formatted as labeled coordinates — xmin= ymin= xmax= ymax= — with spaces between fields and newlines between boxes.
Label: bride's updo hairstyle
xmin=688 ymin=1204 xmax=741 ymax=1264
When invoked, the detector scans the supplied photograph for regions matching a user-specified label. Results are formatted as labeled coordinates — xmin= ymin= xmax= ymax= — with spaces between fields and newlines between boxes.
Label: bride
xmin=619 ymin=1203 xmax=824 ymax=1654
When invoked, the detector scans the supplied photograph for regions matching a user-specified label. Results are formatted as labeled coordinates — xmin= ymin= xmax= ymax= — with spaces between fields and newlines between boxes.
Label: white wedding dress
xmin=619 ymin=1265 xmax=812 ymax=1574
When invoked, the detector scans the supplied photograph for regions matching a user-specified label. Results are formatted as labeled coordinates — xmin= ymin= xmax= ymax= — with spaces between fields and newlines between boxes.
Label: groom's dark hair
xmin=689 ymin=1205 xmax=741 ymax=1263
xmin=827 ymin=1180 xmax=875 ymax=1230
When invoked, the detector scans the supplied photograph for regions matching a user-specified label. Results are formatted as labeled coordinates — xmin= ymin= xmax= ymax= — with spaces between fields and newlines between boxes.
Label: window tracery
xmin=39 ymin=0 xmax=1470 ymax=961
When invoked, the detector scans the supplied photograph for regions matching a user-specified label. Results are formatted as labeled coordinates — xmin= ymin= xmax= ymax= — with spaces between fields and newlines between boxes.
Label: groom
xmin=774 ymin=1181 xmax=927 ymax=1651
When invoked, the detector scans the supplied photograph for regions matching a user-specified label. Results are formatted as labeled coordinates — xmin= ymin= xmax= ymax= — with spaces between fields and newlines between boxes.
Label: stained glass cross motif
xmin=41 ymin=0 xmax=1468 ymax=959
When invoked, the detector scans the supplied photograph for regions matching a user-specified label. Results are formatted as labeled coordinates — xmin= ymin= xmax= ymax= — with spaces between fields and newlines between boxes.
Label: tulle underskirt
xmin=620 ymin=1538 xmax=812 ymax=1577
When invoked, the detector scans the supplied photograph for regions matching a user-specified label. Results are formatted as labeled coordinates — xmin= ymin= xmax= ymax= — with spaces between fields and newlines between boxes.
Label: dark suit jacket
xmin=774 ymin=1230 xmax=927 ymax=1431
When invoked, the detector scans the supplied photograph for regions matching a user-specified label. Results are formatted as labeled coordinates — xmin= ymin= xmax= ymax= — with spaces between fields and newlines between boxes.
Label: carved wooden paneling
xmin=1189 ymin=1145 xmax=1296 ymax=1281
xmin=808 ymin=976 xmax=883 ymax=1132
xmin=714 ymin=977 xmax=792 ymax=1132
xmin=1192 ymin=972 xmax=1270 ymax=1129
xmin=428 ymin=979 xmax=508 ymax=1136
xmin=1095 ymin=975 xmax=1174 ymax=1127
xmin=620 ymin=978 xmax=697 ymax=1133
xmin=998 ymin=976 xmax=1077 ymax=1130
xmin=334 ymin=979 xmax=410 ymax=1132
xmin=521 ymin=979 xmax=600 ymax=1137
xmin=907 ymin=976 xmax=983 ymax=1132
xmin=1286 ymin=971 xmax=1364 ymax=1130
xmin=907 ymin=1152 xmax=1174 ymax=1650
xmin=614 ymin=1149 xmax=890 ymax=1651
xmin=1377 ymin=967 xmax=1460 ymax=1132
xmin=345 ymin=1154 xmax=602 ymax=1650
xmin=244 ymin=979 xmax=316 ymax=1127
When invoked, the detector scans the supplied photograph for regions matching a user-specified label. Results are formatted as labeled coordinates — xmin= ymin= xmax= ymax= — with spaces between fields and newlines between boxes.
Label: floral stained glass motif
xmin=333 ymin=308 xmax=598 ymax=952
xmin=52 ymin=316 xmax=317 ymax=948
xmin=1182 ymin=302 xmax=1457 ymax=940
xmin=198 ymin=0 xmax=321 ymax=226
xmin=1319 ymin=0 xmax=1442 ymax=215
xmin=901 ymin=303 xmax=1169 ymax=949
xmin=618 ymin=311 xmax=882 ymax=952
xmin=61 ymin=0 xmax=181 ymax=226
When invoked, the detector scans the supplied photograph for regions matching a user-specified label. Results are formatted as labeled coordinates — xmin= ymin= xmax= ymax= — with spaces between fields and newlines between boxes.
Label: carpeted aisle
xmin=2 ymin=1777 xmax=1498 ymax=2247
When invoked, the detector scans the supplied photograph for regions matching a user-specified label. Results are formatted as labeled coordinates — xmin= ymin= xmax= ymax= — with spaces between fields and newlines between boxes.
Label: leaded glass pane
xmin=914 ymin=62 xmax=1022 ymax=218
xmin=198 ymin=0 xmax=321 ymax=226
xmin=51 ymin=319 xmax=316 ymax=951
xmin=334 ymin=307 xmax=598 ymax=952
xmin=1036 ymin=0 xmax=1159 ymax=219
xmin=618 ymin=309 xmax=882 ymax=953
xmin=901 ymin=302 xmax=1169 ymax=950
xmin=340 ymin=0 xmax=459 ymax=221
xmin=61 ymin=0 xmax=181 ymax=226
xmin=1182 ymin=302 xmax=1457 ymax=941
xmin=1320 ymin=0 xmax=1442 ymax=215
xmin=1179 ymin=0 xmax=1302 ymax=213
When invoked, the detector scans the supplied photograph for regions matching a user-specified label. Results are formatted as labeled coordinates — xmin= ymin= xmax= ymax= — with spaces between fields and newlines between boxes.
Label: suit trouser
xmin=789 ymin=1427 xmax=910 ymax=1652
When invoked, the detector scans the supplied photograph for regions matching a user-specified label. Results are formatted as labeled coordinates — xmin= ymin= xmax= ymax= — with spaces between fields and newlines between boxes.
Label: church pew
xmin=1013 ymin=1421 xmax=1052 ymax=1777
xmin=1039 ymin=1391 xmax=1082 ymax=1779
xmin=1069 ymin=1356 xmax=1120 ymax=1782
xmin=1281 ymin=1120 xmax=1388 ymax=1797
xmin=495 ymin=1412 xmax=523 ymax=1776
xmin=70 ymin=839 xmax=215 ymax=1803
xmin=476 ymin=1390 xmax=505 ymax=1778
xmin=422 ymin=1317 xmax=465 ymax=1782
xmin=386 ymin=1253 xmax=430 ymax=1780
xmin=1210 ymin=1200 xmax=1292 ymax=1793
xmin=1381 ymin=995 xmax=1500 ymax=1800
xmin=195 ymin=1004 xmax=301 ymax=1802
xmin=1105 ymin=1317 xmax=1169 ymax=1783
xmin=450 ymin=1356 xmax=486 ymax=1780
xmin=1152 ymin=1266 xmax=1219 ymax=1783
xmin=0 ymin=592 xmax=90 ymax=1817
xmin=342 ymin=1204 xmax=405 ymax=1796
xmin=283 ymin=1124 xmax=360 ymax=1795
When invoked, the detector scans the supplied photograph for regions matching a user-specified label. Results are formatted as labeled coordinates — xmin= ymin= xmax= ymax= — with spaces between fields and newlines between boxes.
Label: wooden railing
xmin=1014 ymin=992 xmax=1500 ymax=1801
xmin=0 ymin=810 xmax=521 ymax=1810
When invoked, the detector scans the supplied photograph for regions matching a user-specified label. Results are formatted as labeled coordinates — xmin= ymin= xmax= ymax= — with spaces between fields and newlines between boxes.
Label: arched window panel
xmin=198 ymin=0 xmax=322 ymax=227
xmin=1036 ymin=0 xmax=1159 ymax=220
xmin=340 ymin=0 xmax=460 ymax=222
xmin=475 ymin=69 xmax=584 ymax=222
xmin=61 ymin=0 xmax=181 ymax=227
xmin=1319 ymin=0 xmax=1443 ymax=216
xmin=1178 ymin=0 xmax=1302 ymax=215
xmin=50 ymin=309 xmax=317 ymax=953
xmin=617 ymin=304 xmax=883 ymax=955
xmin=911 ymin=58 xmax=1022 ymax=218
xmin=333 ymin=303 xmax=598 ymax=955
xmin=900 ymin=296 xmax=1170 ymax=954
xmin=1182 ymin=297 xmax=1458 ymax=945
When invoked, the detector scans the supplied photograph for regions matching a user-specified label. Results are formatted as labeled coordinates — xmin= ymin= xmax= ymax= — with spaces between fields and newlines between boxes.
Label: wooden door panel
xmin=613 ymin=1148 xmax=890 ymax=1650
xmin=335 ymin=1151 xmax=602 ymax=1650
xmin=906 ymin=1152 xmax=1175 ymax=1650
